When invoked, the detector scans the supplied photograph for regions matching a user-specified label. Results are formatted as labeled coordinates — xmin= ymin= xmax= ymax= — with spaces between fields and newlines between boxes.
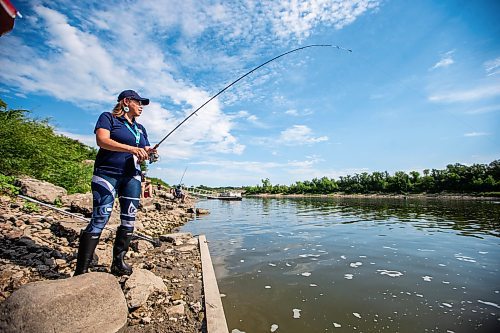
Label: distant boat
xmin=207 ymin=191 xmax=243 ymax=201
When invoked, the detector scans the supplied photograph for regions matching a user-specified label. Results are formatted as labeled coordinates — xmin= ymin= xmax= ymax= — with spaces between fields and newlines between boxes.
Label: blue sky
xmin=1 ymin=0 xmax=499 ymax=187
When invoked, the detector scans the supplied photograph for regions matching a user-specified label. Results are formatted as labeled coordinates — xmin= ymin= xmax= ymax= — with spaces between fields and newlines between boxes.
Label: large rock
xmin=124 ymin=268 xmax=168 ymax=309
xmin=52 ymin=219 xmax=114 ymax=243
xmin=64 ymin=193 xmax=93 ymax=216
xmin=159 ymin=232 xmax=192 ymax=245
xmin=196 ymin=208 xmax=210 ymax=215
xmin=130 ymin=239 xmax=154 ymax=253
xmin=0 ymin=272 xmax=128 ymax=333
xmin=16 ymin=177 xmax=67 ymax=204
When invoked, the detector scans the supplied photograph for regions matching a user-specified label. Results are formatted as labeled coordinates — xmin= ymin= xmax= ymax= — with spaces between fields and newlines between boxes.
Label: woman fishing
xmin=74 ymin=90 xmax=157 ymax=276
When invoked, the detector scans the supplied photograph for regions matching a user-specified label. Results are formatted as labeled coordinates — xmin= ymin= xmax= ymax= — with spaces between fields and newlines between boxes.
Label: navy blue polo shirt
xmin=93 ymin=112 xmax=150 ymax=176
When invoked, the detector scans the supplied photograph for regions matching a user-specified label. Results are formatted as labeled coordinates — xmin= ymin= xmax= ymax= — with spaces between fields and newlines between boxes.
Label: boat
xmin=207 ymin=191 xmax=243 ymax=201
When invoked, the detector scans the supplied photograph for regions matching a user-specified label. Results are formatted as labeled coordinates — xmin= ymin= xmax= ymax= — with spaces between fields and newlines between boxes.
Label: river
xmin=181 ymin=197 xmax=500 ymax=333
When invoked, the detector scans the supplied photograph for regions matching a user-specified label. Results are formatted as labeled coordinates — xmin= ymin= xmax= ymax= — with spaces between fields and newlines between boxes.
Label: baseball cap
xmin=117 ymin=90 xmax=150 ymax=105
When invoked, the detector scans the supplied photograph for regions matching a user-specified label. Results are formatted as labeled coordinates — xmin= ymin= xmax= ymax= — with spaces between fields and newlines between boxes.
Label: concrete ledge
xmin=199 ymin=235 xmax=229 ymax=333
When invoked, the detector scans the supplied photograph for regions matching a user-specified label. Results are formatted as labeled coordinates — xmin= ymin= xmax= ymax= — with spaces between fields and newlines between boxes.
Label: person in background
xmin=143 ymin=178 xmax=153 ymax=198
xmin=140 ymin=171 xmax=152 ymax=198
xmin=74 ymin=90 xmax=157 ymax=276
xmin=174 ymin=184 xmax=186 ymax=203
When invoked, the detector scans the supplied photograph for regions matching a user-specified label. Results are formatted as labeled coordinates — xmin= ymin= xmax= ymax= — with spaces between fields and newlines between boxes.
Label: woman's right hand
xmin=129 ymin=147 xmax=149 ymax=162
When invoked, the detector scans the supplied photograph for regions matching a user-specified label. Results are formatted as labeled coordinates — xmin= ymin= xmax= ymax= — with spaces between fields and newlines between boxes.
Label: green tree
xmin=0 ymin=98 xmax=97 ymax=194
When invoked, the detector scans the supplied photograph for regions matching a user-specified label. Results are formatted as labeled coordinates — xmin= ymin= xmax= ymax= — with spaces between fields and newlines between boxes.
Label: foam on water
xmin=344 ymin=274 xmax=353 ymax=280
xmin=270 ymin=324 xmax=279 ymax=332
xmin=301 ymin=272 xmax=311 ymax=277
xmin=310 ymin=284 xmax=318 ymax=287
xmin=350 ymin=262 xmax=362 ymax=268
xmin=377 ymin=269 xmax=403 ymax=277
xmin=454 ymin=254 xmax=476 ymax=263
xmin=383 ymin=246 xmax=398 ymax=251
xmin=422 ymin=275 xmax=433 ymax=282
xmin=353 ymin=312 xmax=361 ymax=318
xmin=478 ymin=300 xmax=500 ymax=309
xmin=299 ymin=254 xmax=321 ymax=258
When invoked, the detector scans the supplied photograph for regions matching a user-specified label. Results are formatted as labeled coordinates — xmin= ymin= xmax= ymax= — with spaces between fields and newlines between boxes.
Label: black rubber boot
xmin=111 ymin=226 xmax=134 ymax=276
xmin=74 ymin=230 xmax=100 ymax=276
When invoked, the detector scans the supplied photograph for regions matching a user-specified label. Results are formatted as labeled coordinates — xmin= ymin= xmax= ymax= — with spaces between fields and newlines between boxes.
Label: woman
xmin=74 ymin=90 xmax=157 ymax=276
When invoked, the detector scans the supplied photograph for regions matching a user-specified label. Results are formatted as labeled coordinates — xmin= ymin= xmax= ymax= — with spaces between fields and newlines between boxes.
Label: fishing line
xmin=151 ymin=44 xmax=351 ymax=154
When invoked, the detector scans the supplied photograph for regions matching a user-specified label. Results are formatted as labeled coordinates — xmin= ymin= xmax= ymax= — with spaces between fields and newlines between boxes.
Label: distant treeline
xmin=244 ymin=161 xmax=500 ymax=195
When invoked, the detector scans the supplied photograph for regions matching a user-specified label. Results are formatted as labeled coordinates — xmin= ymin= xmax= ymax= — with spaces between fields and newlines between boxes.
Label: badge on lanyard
xmin=124 ymin=122 xmax=140 ymax=146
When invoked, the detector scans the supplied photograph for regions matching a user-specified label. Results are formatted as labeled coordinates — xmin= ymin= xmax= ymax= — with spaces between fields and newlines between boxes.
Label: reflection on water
xmin=181 ymin=198 xmax=500 ymax=332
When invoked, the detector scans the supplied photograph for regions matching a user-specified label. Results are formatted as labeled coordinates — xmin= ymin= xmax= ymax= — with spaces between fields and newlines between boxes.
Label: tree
xmin=0 ymin=98 xmax=97 ymax=193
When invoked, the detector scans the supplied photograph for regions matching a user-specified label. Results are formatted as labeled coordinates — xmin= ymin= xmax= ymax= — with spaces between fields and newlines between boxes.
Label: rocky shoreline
xmin=0 ymin=177 xmax=206 ymax=332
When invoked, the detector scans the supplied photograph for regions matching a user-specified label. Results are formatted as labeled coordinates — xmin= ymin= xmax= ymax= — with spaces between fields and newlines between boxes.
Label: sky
xmin=1 ymin=0 xmax=499 ymax=187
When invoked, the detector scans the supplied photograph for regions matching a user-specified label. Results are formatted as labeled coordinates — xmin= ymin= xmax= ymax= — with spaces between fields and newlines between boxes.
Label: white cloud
xmin=464 ymin=104 xmax=500 ymax=114
xmin=285 ymin=108 xmax=314 ymax=117
xmin=464 ymin=132 xmax=490 ymax=137
xmin=0 ymin=0 xmax=378 ymax=163
xmin=484 ymin=57 xmax=500 ymax=76
xmin=57 ymin=131 xmax=97 ymax=148
xmin=270 ymin=0 xmax=380 ymax=39
xmin=431 ymin=51 xmax=455 ymax=70
xmin=230 ymin=110 xmax=266 ymax=127
xmin=279 ymin=125 xmax=328 ymax=145
xmin=429 ymin=85 xmax=500 ymax=103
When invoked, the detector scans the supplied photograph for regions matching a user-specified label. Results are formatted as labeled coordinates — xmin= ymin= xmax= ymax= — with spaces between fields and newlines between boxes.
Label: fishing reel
xmin=148 ymin=152 xmax=159 ymax=164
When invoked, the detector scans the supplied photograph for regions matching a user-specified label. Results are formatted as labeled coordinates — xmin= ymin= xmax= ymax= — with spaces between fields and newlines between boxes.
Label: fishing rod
xmin=179 ymin=166 xmax=188 ymax=186
xmin=18 ymin=194 xmax=161 ymax=247
xmin=150 ymin=44 xmax=351 ymax=156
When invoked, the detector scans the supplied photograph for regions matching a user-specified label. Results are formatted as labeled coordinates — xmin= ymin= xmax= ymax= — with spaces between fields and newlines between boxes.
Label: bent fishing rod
xmin=150 ymin=44 xmax=351 ymax=156
xmin=18 ymin=194 xmax=161 ymax=247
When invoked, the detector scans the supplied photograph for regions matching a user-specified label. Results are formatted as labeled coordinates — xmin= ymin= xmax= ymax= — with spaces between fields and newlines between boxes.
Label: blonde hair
xmin=112 ymin=100 xmax=126 ymax=117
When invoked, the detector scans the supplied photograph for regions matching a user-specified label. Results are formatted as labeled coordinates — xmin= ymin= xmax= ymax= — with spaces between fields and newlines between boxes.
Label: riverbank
xmin=0 ymin=178 xmax=205 ymax=332
xmin=245 ymin=192 xmax=500 ymax=200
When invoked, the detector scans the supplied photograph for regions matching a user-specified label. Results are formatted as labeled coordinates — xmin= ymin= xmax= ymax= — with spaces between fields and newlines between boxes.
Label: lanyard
xmin=124 ymin=122 xmax=140 ymax=146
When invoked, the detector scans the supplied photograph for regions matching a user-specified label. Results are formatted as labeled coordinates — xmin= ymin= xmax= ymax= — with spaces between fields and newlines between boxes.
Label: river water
xmin=180 ymin=197 xmax=500 ymax=333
